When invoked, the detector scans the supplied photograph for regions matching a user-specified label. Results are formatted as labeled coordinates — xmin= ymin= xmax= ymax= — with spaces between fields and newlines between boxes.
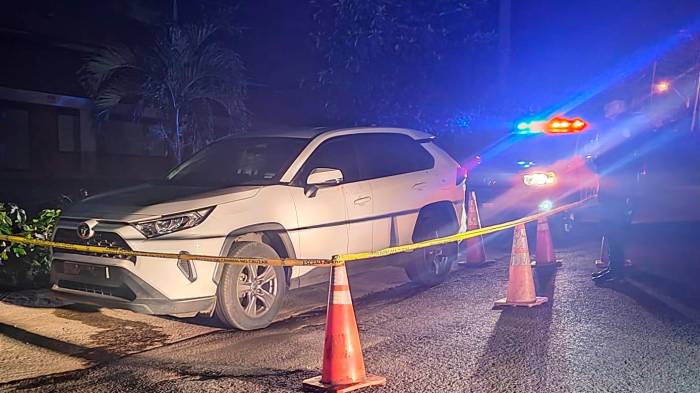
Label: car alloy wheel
xmin=425 ymin=244 xmax=448 ymax=277
xmin=237 ymin=264 xmax=279 ymax=318
xmin=215 ymin=241 xmax=287 ymax=330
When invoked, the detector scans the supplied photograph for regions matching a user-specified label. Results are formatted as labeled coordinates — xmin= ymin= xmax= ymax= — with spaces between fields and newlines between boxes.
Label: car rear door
xmin=355 ymin=133 xmax=436 ymax=251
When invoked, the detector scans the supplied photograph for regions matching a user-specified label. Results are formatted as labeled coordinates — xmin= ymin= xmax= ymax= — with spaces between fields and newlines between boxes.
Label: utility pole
xmin=649 ymin=61 xmax=657 ymax=106
xmin=173 ymin=0 xmax=178 ymax=23
xmin=691 ymin=70 xmax=700 ymax=132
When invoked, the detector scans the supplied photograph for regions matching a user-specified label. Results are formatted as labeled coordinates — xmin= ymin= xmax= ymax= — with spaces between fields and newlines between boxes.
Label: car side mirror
xmin=305 ymin=168 xmax=343 ymax=197
xmin=307 ymin=167 xmax=343 ymax=186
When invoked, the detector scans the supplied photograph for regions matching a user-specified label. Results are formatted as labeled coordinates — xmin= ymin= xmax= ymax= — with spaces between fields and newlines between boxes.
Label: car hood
xmin=62 ymin=184 xmax=261 ymax=223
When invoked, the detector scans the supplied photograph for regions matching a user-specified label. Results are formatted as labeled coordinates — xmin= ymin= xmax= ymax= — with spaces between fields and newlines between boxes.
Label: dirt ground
xmin=0 ymin=261 xmax=414 ymax=384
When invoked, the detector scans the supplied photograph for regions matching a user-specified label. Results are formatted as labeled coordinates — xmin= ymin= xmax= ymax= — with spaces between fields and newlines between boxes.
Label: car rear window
xmin=354 ymin=133 xmax=435 ymax=180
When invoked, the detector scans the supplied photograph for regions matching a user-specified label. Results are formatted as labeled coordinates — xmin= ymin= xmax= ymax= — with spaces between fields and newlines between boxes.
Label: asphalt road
xmin=2 ymin=225 xmax=700 ymax=393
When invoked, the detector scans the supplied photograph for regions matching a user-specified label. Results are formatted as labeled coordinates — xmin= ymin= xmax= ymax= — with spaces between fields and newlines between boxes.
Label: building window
xmin=57 ymin=113 xmax=80 ymax=152
xmin=0 ymin=107 xmax=30 ymax=169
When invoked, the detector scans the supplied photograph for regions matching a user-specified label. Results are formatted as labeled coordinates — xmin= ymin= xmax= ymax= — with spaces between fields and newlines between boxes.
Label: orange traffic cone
xmin=303 ymin=264 xmax=386 ymax=393
xmin=494 ymin=224 xmax=548 ymax=308
xmin=533 ymin=217 xmax=561 ymax=268
xmin=595 ymin=236 xmax=609 ymax=268
xmin=459 ymin=191 xmax=495 ymax=267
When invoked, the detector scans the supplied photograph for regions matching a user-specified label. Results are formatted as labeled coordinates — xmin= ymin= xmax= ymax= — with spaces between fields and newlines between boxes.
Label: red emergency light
xmin=545 ymin=117 xmax=588 ymax=134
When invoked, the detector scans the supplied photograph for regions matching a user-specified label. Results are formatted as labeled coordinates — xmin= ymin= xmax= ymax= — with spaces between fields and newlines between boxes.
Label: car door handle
xmin=412 ymin=182 xmax=426 ymax=190
xmin=354 ymin=196 xmax=371 ymax=205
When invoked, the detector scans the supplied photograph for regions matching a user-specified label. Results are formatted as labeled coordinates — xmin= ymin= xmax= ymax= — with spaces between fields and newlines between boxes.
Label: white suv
xmin=51 ymin=127 xmax=466 ymax=330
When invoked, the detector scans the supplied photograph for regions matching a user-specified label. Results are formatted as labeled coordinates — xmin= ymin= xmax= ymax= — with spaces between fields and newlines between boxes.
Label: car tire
xmin=215 ymin=241 xmax=287 ymax=330
xmin=405 ymin=216 xmax=457 ymax=287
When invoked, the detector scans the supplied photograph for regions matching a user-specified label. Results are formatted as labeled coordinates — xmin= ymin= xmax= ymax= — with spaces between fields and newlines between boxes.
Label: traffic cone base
xmin=494 ymin=296 xmax=548 ymax=308
xmin=303 ymin=375 xmax=386 ymax=393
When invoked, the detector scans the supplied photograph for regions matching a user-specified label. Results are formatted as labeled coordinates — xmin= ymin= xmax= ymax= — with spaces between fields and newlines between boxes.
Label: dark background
xmin=2 ymin=0 xmax=700 ymax=209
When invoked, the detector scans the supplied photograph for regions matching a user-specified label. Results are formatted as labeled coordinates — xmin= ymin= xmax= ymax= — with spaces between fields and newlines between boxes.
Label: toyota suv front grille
xmin=53 ymin=229 xmax=136 ymax=263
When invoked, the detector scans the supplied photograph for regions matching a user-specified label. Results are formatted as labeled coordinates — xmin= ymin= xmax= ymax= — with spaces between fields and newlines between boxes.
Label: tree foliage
xmin=0 ymin=203 xmax=61 ymax=289
xmin=310 ymin=0 xmax=497 ymax=132
xmin=79 ymin=23 xmax=248 ymax=163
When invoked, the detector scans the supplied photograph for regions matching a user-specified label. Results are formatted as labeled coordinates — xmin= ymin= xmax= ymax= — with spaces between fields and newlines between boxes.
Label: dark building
xmin=0 ymin=2 xmax=179 ymax=209
xmin=0 ymin=1 xmax=331 ymax=209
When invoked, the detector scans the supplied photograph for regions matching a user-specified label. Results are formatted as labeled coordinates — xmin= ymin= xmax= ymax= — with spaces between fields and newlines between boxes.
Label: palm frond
xmin=78 ymin=22 xmax=248 ymax=162
xmin=78 ymin=46 xmax=143 ymax=96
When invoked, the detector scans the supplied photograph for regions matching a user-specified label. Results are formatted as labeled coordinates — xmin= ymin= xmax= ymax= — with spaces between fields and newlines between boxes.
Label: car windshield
xmin=165 ymin=137 xmax=309 ymax=187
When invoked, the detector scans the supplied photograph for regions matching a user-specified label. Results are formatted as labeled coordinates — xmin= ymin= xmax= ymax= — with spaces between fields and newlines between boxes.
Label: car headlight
xmin=523 ymin=171 xmax=557 ymax=186
xmin=133 ymin=207 xmax=214 ymax=238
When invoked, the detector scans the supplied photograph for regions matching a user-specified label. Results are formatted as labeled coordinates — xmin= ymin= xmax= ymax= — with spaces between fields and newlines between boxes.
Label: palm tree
xmin=79 ymin=24 xmax=248 ymax=163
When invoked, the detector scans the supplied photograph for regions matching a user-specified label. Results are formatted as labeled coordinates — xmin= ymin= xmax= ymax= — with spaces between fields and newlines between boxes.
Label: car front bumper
xmin=51 ymin=259 xmax=215 ymax=317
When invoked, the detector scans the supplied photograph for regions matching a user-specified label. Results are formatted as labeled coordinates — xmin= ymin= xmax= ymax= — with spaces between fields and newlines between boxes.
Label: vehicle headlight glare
xmin=134 ymin=207 xmax=213 ymax=238
xmin=523 ymin=172 xmax=557 ymax=186
xmin=539 ymin=200 xmax=554 ymax=212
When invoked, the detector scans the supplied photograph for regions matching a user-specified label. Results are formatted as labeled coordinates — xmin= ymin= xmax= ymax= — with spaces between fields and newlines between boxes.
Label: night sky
xmin=2 ymin=0 xmax=700 ymax=127
xmin=510 ymin=0 xmax=700 ymax=112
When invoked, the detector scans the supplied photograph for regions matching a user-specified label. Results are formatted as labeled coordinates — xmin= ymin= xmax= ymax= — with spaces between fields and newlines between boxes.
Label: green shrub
xmin=0 ymin=203 xmax=61 ymax=290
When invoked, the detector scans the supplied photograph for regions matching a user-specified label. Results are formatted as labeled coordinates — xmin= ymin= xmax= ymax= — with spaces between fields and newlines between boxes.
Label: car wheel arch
xmin=212 ymin=223 xmax=295 ymax=287
xmin=405 ymin=200 xmax=459 ymax=287
xmin=412 ymin=201 xmax=460 ymax=242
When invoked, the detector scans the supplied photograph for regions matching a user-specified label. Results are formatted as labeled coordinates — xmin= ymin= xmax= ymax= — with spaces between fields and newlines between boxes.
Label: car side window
xmin=299 ymin=136 xmax=360 ymax=184
xmin=355 ymin=133 xmax=435 ymax=180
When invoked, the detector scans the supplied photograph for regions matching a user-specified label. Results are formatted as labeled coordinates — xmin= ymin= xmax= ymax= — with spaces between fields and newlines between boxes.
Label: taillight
xmin=456 ymin=166 xmax=467 ymax=186
xmin=523 ymin=171 xmax=557 ymax=186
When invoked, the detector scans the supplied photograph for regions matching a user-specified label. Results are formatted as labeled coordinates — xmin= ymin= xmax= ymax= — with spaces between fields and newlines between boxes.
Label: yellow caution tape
xmin=333 ymin=197 xmax=593 ymax=262
xmin=0 ymin=234 xmax=337 ymax=267
xmin=0 ymin=197 xmax=592 ymax=267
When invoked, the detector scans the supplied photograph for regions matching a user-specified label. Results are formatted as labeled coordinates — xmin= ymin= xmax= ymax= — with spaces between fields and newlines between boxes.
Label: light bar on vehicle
xmin=545 ymin=117 xmax=588 ymax=134
xmin=514 ymin=120 xmax=546 ymax=134
xmin=523 ymin=172 xmax=557 ymax=187
xmin=514 ymin=117 xmax=588 ymax=135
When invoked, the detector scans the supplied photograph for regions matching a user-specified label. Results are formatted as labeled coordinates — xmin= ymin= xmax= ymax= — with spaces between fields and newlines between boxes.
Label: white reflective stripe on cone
xmin=331 ymin=265 xmax=349 ymax=285
xmin=331 ymin=289 xmax=353 ymax=305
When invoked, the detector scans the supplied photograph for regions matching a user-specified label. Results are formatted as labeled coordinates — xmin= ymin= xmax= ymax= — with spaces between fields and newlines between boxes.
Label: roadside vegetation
xmin=78 ymin=23 xmax=248 ymax=164
xmin=0 ymin=203 xmax=61 ymax=290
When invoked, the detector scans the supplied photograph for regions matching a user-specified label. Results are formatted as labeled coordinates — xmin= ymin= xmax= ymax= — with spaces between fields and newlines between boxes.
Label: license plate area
xmin=62 ymin=262 xmax=108 ymax=280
